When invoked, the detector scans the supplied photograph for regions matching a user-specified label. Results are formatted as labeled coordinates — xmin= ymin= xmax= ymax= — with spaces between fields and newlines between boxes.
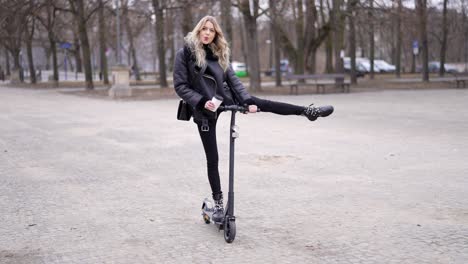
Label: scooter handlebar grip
xmin=219 ymin=105 xmax=260 ymax=113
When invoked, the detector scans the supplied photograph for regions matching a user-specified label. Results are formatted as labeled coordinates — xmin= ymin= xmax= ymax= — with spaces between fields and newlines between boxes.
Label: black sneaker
xmin=212 ymin=198 xmax=224 ymax=223
xmin=303 ymin=104 xmax=334 ymax=121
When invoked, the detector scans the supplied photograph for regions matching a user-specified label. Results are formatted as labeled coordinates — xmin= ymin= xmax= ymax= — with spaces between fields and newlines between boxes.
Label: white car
xmin=345 ymin=57 xmax=381 ymax=73
xmin=343 ymin=57 xmax=366 ymax=77
xmin=374 ymin=60 xmax=396 ymax=73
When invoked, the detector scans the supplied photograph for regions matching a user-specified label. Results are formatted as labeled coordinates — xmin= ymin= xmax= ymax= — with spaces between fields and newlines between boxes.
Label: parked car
xmin=343 ymin=57 xmax=366 ymax=77
xmin=374 ymin=60 xmax=396 ymax=73
xmin=265 ymin=59 xmax=291 ymax=76
xmin=357 ymin=58 xmax=385 ymax=73
xmin=231 ymin=61 xmax=247 ymax=77
xmin=428 ymin=61 xmax=459 ymax=73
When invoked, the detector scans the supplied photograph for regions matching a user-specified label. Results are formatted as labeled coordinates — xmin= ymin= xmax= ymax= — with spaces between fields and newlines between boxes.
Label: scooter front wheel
xmin=202 ymin=213 xmax=211 ymax=224
xmin=223 ymin=218 xmax=236 ymax=243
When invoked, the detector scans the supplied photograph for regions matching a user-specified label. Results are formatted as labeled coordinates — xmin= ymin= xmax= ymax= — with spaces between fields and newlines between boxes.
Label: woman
xmin=173 ymin=16 xmax=333 ymax=222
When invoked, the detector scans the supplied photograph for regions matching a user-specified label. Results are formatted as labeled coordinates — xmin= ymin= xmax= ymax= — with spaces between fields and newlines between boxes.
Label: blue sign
xmin=60 ymin=42 xmax=72 ymax=49
xmin=412 ymin=40 xmax=419 ymax=55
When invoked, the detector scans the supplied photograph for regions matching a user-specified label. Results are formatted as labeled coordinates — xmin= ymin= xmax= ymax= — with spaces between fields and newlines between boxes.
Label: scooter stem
xmin=227 ymin=110 xmax=237 ymax=217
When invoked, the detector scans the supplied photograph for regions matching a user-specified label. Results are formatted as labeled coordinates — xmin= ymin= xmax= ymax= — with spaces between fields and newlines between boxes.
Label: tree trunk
xmin=321 ymin=0 xmax=333 ymax=73
xmin=68 ymin=54 xmax=74 ymax=72
xmin=49 ymin=35 xmax=58 ymax=82
xmin=325 ymin=36 xmax=334 ymax=73
xmin=25 ymin=19 xmax=36 ymax=84
xmin=123 ymin=3 xmax=141 ymax=81
xmin=152 ymin=0 xmax=168 ymax=87
xmin=464 ymin=2 xmax=468 ymax=72
xmin=73 ymin=31 xmax=82 ymax=73
xmin=221 ymin=0 xmax=233 ymax=46
xmin=416 ymin=0 xmax=429 ymax=81
xmin=98 ymin=0 xmax=109 ymax=84
xmin=45 ymin=1 xmax=59 ymax=83
xmin=168 ymin=9 xmax=175 ymax=73
xmin=305 ymin=0 xmax=317 ymax=73
xmin=75 ymin=0 xmax=94 ymax=89
xmin=333 ymin=0 xmax=344 ymax=74
xmin=369 ymin=0 xmax=375 ymax=79
xmin=348 ymin=0 xmax=357 ymax=84
xmin=42 ymin=47 xmax=50 ymax=71
xmin=169 ymin=32 xmax=175 ymax=73
xmin=12 ymin=50 xmax=21 ymax=72
xmin=395 ymin=0 xmax=402 ymax=77
xmin=239 ymin=16 xmax=249 ymax=72
xmin=295 ymin=0 xmax=305 ymax=75
xmin=182 ymin=1 xmax=193 ymax=36
xmin=241 ymin=0 xmax=262 ymax=91
xmin=269 ymin=0 xmax=281 ymax=86
xmin=5 ymin=48 xmax=11 ymax=76
xmin=439 ymin=0 xmax=449 ymax=76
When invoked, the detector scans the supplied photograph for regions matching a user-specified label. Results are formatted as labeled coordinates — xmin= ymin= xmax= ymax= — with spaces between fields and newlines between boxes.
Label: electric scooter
xmin=201 ymin=105 xmax=253 ymax=243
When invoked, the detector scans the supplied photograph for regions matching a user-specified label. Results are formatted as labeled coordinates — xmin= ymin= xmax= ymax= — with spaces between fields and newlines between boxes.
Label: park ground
xmin=0 ymin=81 xmax=467 ymax=263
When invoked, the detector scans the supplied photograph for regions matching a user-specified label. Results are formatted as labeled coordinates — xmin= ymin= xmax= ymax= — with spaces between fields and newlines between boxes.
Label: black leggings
xmin=196 ymin=96 xmax=305 ymax=198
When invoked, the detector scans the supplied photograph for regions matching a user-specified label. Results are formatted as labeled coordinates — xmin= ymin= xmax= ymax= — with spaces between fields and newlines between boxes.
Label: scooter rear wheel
xmin=223 ymin=219 xmax=236 ymax=243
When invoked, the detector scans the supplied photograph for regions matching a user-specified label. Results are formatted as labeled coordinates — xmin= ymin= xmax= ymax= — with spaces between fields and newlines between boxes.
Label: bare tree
xmin=68 ymin=0 xmax=98 ymax=89
xmin=439 ymin=0 xmax=449 ymax=76
xmin=295 ymin=0 xmax=305 ymax=74
xmin=321 ymin=0 xmax=334 ymax=73
xmin=269 ymin=0 xmax=281 ymax=86
xmin=123 ymin=0 xmax=140 ymax=81
xmin=368 ymin=0 xmax=375 ymax=79
xmin=272 ymin=1 xmax=330 ymax=75
xmin=239 ymin=15 xmax=249 ymax=72
xmin=3 ymin=48 xmax=11 ymax=76
xmin=235 ymin=0 xmax=264 ymax=91
xmin=36 ymin=0 xmax=60 ymax=83
xmin=152 ymin=0 xmax=168 ymax=87
xmin=333 ymin=0 xmax=345 ymax=74
xmin=464 ymin=0 xmax=468 ymax=72
xmin=0 ymin=0 xmax=28 ymax=82
xmin=395 ymin=0 xmax=402 ymax=77
xmin=98 ymin=0 xmax=109 ymax=84
xmin=72 ymin=26 xmax=83 ymax=73
xmin=416 ymin=0 xmax=429 ymax=81
xmin=24 ymin=0 xmax=38 ymax=84
xmin=348 ymin=0 xmax=358 ymax=84
xmin=221 ymin=0 xmax=233 ymax=46
xmin=178 ymin=0 xmax=194 ymax=36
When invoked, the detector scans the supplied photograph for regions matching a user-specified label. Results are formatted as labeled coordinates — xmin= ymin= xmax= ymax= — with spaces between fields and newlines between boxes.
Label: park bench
xmin=430 ymin=72 xmax=468 ymax=88
xmin=285 ymin=73 xmax=351 ymax=95
xmin=451 ymin=72 xmax=468 ymax=88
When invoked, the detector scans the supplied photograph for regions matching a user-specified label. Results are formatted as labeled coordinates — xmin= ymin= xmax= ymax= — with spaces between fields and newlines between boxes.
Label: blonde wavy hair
xmin=184 ymin=16 xmax=231 ymax=72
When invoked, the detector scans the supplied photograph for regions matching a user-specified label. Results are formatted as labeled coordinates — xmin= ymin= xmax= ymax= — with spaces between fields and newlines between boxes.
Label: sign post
xmin=60 ymin=42 xmax=72 ymax=80
xmin=412 ymin=41 xmax=419 ymax=55
xmin=411 ymin=40 xmax=419 ymax=73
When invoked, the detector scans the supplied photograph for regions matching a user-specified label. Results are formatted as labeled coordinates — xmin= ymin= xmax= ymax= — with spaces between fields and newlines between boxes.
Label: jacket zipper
xmin=203 ymin=74 xmax=217 ymax=97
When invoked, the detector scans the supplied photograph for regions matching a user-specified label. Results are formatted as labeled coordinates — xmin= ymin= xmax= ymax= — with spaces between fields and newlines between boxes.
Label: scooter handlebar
xmin=219 ymin=105 xmax=260 ymax=113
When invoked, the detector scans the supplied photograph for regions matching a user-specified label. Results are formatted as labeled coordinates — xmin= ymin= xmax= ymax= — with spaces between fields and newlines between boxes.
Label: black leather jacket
xmin=173 ymin=46 xmax=252 ymax=121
